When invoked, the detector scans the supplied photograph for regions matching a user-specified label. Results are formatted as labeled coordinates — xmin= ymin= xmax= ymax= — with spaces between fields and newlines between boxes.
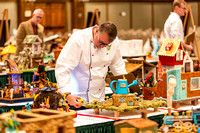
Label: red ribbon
xmin=77 ymin=113 xmax=120 ymax=120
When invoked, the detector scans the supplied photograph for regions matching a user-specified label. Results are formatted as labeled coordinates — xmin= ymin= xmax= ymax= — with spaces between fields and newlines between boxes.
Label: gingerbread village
xmin=1 ymin=37 xmax=200 ymax=132
xmin=0 ymin=27 xmax=199 ymax=132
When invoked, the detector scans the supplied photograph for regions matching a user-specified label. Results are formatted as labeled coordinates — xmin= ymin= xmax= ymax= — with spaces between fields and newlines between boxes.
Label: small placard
xmin=120 ymin=83 xmax=126 ymax=88
xmin=24 ymin=10 xmax=32 ymax=17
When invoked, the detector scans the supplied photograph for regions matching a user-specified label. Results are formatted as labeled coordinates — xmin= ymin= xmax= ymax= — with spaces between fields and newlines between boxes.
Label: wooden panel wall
xmin=15 ymin=0 xmax=200 ymax=32
xmin=17 ymin=0 xmax=67 ymax=33
xmin=76 ymin=1 xmax=200 ymax=30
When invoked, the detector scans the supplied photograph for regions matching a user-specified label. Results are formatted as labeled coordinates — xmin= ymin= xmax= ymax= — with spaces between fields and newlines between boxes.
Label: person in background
xmin=15 ymin=9 xmax=44 ymax=56
xmin=55 ymin=22 xmax=127 ymax=108
xmin=164 ymin=0 xmax=193 ymax=51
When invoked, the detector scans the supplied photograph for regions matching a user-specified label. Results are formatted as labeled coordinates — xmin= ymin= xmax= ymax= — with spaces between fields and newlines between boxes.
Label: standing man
xmin=55 ymin=22 xmax=127 ymax=108
xmin=164 ymin=0 xmax=193 ymax=51
xmin=15 ymin=9 xmax=44 ymax=56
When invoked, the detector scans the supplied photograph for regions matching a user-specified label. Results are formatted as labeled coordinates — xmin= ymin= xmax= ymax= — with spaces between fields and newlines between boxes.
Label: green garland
xmin=85 ymin=99 xmax=167 ymax=112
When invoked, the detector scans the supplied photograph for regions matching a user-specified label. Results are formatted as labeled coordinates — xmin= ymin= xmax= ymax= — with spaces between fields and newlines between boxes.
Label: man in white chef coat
xmin=55 ymin=22 xmax=127 ymax=108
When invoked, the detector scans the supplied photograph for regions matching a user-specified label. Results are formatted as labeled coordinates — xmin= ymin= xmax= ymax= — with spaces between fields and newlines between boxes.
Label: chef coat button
xmin=103 ymin=77 xmax=104 ymax=79
xmin=91 ymin=67 xmax=92 ymax=69
xmin=88 ymin=90 xmax=89 ymax=92
xmin=99 ymin=89 xmax=101 ymax=90
xmin=104 ymin=65 xmax=105 ymax=67
xmin=90 ymin=79 xmax=92 ymax=81
xmin=106 ymin=53 xmax=108 ymax=55
xmin=92 ymin=54 xmax=94 ymax=56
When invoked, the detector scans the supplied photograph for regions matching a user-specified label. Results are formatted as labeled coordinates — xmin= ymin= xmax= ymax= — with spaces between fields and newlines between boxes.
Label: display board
xmin=0 ymin=9 xmax=10 ymax=47
xmin=183 ymin=5 xmax=200 ymax=61
xmin=86 ymin=8 xmax=100 ymax=28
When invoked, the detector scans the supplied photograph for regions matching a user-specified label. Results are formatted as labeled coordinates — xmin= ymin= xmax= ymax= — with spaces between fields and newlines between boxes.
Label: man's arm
xmin=55 ymin=34 xmax=83 ymax=107
xmin=109 ymin=38 xmax=127 ymax=76
xmin=38 ymin=24 xmax=44 ymax=48
xmin=15 ymin=23 xmax=26 ymax=56
xmin=170 ymin=20 xmax=193 ymax=51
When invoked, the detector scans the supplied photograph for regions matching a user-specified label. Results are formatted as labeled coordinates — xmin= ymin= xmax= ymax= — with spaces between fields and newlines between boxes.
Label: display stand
xmin=183 ymin=5 xmax=200 ymax=62
xmin=0 ymin=9 xmax=10 ymax=45
xmin=88 ymin=8 xmax=100 ymax=27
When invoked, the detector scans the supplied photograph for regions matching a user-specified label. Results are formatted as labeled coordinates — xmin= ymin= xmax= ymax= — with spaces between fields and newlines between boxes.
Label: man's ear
xmin=174 ymin=5 xmax=179 ymax=11
xmin=95 ymin=27 xmax=99 ymax=33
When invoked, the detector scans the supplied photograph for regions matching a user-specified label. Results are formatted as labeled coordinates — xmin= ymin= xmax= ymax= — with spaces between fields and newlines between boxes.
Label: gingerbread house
xmin=114 ymin=111 xmax=158 ymax=133
xmin=125 ymin=59 xmax=157 ymax=81
xmin=156 ymin=68 xmax=200 ymax=108
xmin=23 ymin=35 xmax=42 ymax=54
xmin=157 ymin=39 xmax=185 ymax=66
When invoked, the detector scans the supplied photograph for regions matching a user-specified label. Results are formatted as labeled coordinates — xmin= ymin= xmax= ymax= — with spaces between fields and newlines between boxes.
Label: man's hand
xmin=66 ymin=94 xmax=83 ymax=108
xmin=184 ymin=42 xmax=193 ymax=51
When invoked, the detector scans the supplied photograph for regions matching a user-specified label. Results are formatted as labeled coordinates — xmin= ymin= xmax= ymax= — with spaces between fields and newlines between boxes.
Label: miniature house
xmin=0 ymin=59 xmax=33 ymax=102
xmin=114 ymin=112 xmax=158 ymax=133
xmin=21 ymin=35 xmax=44 ymax=68
xmin=4 ymin=59 xmax=23 ymax=98
xmin=183 ymin=52 xmax=193 ymax=72
xmin=23 ymin=35 xmax=42 ymax=54
xmin=156 ymin=68 xmax=200 ymax=108
xmin=0 ymin=109 xmax=76 ymax=133
xmin=157 ymin=39 xmax=185 ymax=66
xmin=125 ymin=59 xmax=157 ymax=81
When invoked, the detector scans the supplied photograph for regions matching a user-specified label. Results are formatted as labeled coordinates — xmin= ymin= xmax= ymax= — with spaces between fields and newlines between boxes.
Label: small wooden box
xmin=54 ymin=49 xmax=62 ymax=63
xmin=0 ymin=109 xmax=76 ymax=133
xmin=112 ymin=94 xmax=137 ymax=106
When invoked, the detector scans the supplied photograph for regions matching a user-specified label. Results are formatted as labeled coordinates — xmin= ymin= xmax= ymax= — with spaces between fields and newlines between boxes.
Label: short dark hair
xmin=172 ymin=0 xmax=186 ymax=10
xmin=99 ymin=22 xmax=117 ymax=43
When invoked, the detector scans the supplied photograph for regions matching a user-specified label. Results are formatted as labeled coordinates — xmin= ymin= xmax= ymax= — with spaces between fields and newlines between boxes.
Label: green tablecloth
xmin=76 ymin=121 xmax=115 ymax=133
xmin=0 ymin=69 xmax=56 ymax=88
xmin=0 ymin=106 xmax=24 ymax=114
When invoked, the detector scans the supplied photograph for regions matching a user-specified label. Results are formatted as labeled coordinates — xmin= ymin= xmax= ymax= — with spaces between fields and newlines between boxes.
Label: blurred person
xmin=15 ymin=9 xmax=44 ymax=56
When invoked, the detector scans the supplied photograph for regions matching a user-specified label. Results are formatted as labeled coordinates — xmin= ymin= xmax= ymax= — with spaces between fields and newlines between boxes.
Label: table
xmin=1 ymin=101 xmax=195 ymax=133
xmin=123 ymin=54 xmax=147 ymax=60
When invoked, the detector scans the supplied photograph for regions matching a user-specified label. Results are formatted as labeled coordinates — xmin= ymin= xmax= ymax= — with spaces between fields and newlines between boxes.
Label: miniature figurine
xmin=167 ymin=75 xmax=176 ymax=108
xmin=10 ymin=88 xmax=14 ymax=99
xmin=4 ymin=86 xmax=10 ymax=98
xmin=1 ymin=88 xmax=4 ymax=98
xmin=32 ymin=61 xmax=46 ymax=89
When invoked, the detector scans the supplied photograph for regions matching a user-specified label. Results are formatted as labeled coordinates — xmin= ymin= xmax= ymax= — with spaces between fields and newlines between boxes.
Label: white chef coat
xmin=55 ymin=27 xmax=127 ymax=102
xmin=164 ymin=12 xmax=184 ymax=42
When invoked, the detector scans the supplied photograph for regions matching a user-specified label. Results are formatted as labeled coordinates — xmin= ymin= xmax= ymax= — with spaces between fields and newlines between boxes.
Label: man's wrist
xmin=64 ymin=92 xmax=71 ymax=98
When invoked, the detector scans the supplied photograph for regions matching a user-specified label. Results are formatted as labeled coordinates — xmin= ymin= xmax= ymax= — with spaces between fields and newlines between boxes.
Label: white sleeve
xmin=109 ymin=38 xmax=127 ymax=76
xmin=55 ymin=34 xmax=82 ymax=94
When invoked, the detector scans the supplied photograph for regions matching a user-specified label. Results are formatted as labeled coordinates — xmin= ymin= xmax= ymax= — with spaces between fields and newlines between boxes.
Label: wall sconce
xmin=78 ymin=13 xmax=83 ymax=18
xmin=120 ymin=11 xmax=126 ymax=17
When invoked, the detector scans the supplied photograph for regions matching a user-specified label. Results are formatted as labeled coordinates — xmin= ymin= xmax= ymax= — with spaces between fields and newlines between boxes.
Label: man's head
xmin=31 ymin=9 xmax=44 ymax=25
xmin=93 ymin=22 xmax=117 ymax=48
xmin=173 ymin=0 xmax=187 ymax=17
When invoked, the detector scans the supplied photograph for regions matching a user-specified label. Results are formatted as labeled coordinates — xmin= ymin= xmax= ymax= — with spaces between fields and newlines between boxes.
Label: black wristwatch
xmin=64 ymin=92 xmax=71 ymax=98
